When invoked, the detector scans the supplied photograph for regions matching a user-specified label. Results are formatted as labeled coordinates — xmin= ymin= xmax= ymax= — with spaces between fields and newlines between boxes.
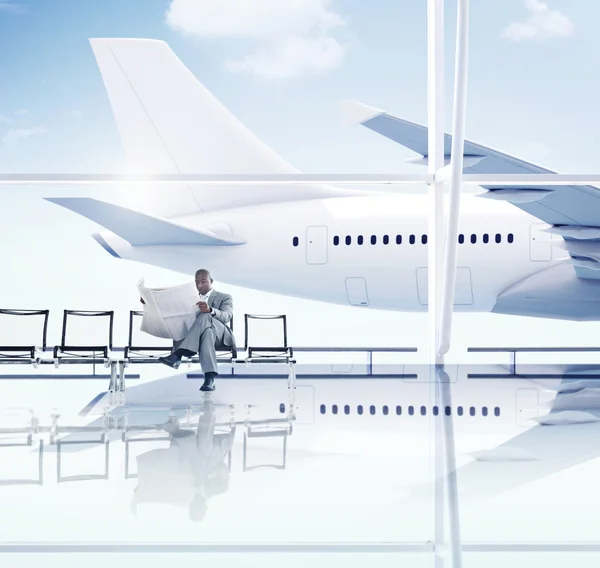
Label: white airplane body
xmin=46 ymin=38 xmax=600 ymax=321
xmin=100 ymin=193 xmax=546 ymax=313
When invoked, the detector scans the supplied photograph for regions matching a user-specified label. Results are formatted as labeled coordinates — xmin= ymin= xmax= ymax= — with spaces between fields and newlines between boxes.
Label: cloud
xmin=164 ymin=0 xmax=347 ymax=78
xmin=502 ymin=0 xmax=574 ymax=41
xmin=70 ymin=109 xmax=83 ymax=119
xmin=14 ymin=108 xmax=28 ymax=116
xmin=0 ymin=114 xmax=12 ymax=124
xmin=2 ymin=126 xmax=47 ymax=146
xmin=0 ymin=1 xmax=26 ymax=14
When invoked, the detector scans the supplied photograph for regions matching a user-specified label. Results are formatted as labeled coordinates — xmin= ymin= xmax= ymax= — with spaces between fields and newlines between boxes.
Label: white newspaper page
xmin=137 ymin=279 xmax=199 ymax=341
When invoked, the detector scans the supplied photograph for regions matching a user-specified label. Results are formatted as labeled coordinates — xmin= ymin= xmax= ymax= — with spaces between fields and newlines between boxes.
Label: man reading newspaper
xmin=139 ymin=269 xmax=235 ymax=392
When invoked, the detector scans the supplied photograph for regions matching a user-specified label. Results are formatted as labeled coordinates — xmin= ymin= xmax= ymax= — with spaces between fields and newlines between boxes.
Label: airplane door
xmin=345 ymin=277 xmax=369 ymax=306
xmin=416 ymin=267 xmax=474 ymax=305
xmin=530 ymin=223 xmax=552 ymax=261
xmin=516 ymin=388 xmax=539 ymax=427
xmin=306 ymin=226 xmax=328 ymax=264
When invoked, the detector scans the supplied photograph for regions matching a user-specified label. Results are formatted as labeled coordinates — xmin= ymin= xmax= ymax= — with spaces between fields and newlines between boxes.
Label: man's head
xmin=195 ymin=269 xmax=213 ymax=295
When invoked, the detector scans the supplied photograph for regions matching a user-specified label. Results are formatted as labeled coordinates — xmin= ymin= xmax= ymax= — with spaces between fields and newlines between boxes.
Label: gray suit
xmin=173 ymin=290 xmax=236 ymax=375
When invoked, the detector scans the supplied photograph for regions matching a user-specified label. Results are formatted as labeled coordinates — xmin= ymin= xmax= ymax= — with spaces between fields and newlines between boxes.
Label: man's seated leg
xmin=198 ymin=327 xmax=218 ymax=392
xmin=159 ymin=313 xmax=213 ymax=369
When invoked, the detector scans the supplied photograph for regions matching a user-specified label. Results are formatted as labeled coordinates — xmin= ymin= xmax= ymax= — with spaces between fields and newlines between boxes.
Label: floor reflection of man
xmin=130 ymin=399 xmax=235 ymax=522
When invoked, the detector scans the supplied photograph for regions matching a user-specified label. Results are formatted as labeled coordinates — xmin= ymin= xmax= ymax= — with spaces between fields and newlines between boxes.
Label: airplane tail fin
xmin=90 ymin=39 xmax=358 ymax=215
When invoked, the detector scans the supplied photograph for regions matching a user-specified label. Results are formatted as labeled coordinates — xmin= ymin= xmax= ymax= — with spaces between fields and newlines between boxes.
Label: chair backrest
xmin=0 ymin=309 xmax=49 ymax=350
xmin=243 ymin=314 xmax=288 ymax=354
xmin=61 ymin=310 xmax=114 ymax=349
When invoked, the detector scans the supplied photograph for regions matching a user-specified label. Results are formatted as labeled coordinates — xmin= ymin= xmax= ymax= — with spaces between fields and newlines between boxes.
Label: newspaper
xmin=137 ymin=279 xmax=200 ymax=341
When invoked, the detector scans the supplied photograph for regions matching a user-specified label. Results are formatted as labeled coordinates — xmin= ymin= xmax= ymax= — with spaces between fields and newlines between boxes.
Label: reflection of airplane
xmin=3 ymin=369 xmax=600 ymax=506
xmin=46 ymin=38 xmax=600 ymax=321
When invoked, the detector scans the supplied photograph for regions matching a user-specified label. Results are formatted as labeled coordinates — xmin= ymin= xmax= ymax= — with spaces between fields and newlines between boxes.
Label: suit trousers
xmin=173 ymin=312 xmax=226 ymax=375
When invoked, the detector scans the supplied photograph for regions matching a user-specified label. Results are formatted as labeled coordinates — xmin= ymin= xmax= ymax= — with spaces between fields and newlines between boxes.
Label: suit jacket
xmin=206 ymin=290 xmax=236 ymax=349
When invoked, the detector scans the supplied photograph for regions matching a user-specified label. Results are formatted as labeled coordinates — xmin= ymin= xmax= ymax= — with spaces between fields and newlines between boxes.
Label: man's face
xmin=196 ymin=274 xmax=212 ymax=295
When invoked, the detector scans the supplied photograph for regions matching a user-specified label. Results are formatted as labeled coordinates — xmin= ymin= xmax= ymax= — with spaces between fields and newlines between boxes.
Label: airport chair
xmin=237 ymin=314 xmax=297 ymax=401
xmin=239 ymin=314 xmax=295 ymax=364
xmin=53 ymin=309 xmax=114 ymax=365
xmin=124 ymin=310 xmax=173 ymax=363
xmin=0 ymin=309 xmax=49 ymax=365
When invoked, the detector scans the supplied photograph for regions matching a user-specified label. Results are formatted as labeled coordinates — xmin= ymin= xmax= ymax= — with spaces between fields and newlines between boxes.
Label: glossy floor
xmin=1 ymin=364 xmax=600 ymax=566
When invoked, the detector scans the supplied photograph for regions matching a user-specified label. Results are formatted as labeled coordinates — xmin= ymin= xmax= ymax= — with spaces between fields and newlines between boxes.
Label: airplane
xmin=45 ymin=38 xmax=600 ymax=322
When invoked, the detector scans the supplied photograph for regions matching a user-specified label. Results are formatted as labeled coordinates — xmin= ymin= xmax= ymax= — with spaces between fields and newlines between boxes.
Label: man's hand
xmin=196 ymin=300 xmax=211 ymax=313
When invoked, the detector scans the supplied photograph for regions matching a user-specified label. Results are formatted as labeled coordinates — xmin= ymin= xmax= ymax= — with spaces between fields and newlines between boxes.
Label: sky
xmin=1 ymin=0 xmax=600 ymax=356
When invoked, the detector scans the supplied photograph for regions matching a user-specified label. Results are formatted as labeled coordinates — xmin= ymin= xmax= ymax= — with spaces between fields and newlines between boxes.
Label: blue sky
xmin=1 ymin=0 xmax=600 ymax=353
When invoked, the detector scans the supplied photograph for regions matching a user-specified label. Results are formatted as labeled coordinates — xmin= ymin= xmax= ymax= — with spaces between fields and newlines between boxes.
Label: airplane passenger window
xmin=279 ymin=403 xmax=285 ymax=414
xmin=469 ymin=406 xmax=476 ymax=416
xmin=358 ymin=235 xmax=364 ymax=245
xmin=396 ymin=405 xmax=402 ymax=415
xmin=422 ymin=234 xmax=428 ymax=244
xmin=408 ymin=405 xmax=415 ymax=415
xmin=494 ymin=407 xmax=500 ymax=417
xmin=409 ymin=234 xmax=416 ymax=245
xmin=346 ymin=235 xmax=352 ymax=245
xmin=357 ymin=405 xmax=364 ymax=415
xmin=471 ymin=234 xmax=477 ymax=244
xmin=459 ymin=234 xmax=465 ymax=244
xmin=293 ymin=237 xmax=299 ymax=247
xmin=383 ymin=405 xmax=389 ymax=415
xmin=483 ymin=233 xmax=489 ymax=244
xmin=495 ymin=233 xmax=501 ymax=243
xmin=383 ymin=235 xmax=390 ymax=245
xmin=370 ymin=405 xmax=376 ymax=415
xmin=457 ymin=406 xmax=464 ymax=416
xmin=396 ymin=235 xmax=402 ymax=245
xmin=445 ymin=406 xmax=451 ymax=416
xmin=333 ymin=236 xmax=340 ymax=246
xmin=344 ymin=405 xmax=350 ymax=415
xmin=508 ymin=233 xmax=514 ymax=243
xmin=320 ymin=404 xmax=326 ymax=415
xmin=482 ymin=406 xmax=488 ymax=416
xmin=420 ymin=405 xmax=427 ymax=416
xmin=332 ymin=404 xmax=338 ymax=415
xmin=433 ymin=405 xmax=439 ymax=416
xmin=371 ymin=235 xmax=377 ymax=245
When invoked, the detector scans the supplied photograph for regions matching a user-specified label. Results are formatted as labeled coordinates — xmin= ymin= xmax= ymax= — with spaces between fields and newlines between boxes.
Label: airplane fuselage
xmin=103 ymin=192 xmax=562 ymax=313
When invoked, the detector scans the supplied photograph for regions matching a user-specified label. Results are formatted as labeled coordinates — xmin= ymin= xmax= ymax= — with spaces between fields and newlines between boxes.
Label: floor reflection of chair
xmin=0 ymin=413 xmax=44 ymax=486
xmin=242 ymin=407 xmax=292 ymax=472
xmin=124 ymin=431 xmax=171 ymax=480
xmin=55 ymin=413 xmax=110 ymax=483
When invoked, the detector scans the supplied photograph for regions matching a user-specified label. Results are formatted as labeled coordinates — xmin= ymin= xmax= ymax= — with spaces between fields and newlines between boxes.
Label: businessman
xmin=156 ymin=269 xmax=236 ymax=392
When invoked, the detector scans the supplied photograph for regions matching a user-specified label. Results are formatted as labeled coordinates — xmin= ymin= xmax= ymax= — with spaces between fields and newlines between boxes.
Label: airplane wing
xmin=344 ymin=101 xmax=600 ymax=281
xmin=45 ymin=198 xmax=245 ymax=246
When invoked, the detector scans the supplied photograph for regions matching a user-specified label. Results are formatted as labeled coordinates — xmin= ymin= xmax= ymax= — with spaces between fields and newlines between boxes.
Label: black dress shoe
xmin=200 ymin=373 xmax=216 ymax=391
xmin=158 ymin=353 xmax=181 ymax=369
